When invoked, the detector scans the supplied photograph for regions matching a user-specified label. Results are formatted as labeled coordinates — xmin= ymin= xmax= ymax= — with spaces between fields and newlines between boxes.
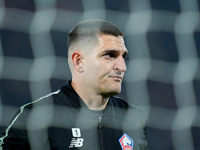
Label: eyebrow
xmin=102 ymin=50 xmax=128 ymax=56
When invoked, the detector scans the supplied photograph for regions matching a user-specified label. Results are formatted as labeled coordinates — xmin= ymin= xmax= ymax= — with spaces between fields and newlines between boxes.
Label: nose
xmin=114 ymin=56 xmax=127 ymax=72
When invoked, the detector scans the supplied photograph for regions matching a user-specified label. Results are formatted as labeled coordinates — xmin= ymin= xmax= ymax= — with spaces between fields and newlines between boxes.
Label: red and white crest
xmin=119 ymin=133 xmax=134 ymax=150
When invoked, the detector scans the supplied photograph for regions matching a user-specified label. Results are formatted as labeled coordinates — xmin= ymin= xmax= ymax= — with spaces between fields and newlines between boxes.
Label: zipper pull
xmin=98 ymin=115 xmax=102 ymax=128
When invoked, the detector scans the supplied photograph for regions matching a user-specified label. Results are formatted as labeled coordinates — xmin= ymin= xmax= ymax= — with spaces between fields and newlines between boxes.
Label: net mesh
xmin=0 ymin=0 xmax=200 ymax=150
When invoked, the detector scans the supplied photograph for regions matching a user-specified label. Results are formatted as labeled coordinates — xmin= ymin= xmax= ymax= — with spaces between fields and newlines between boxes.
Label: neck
xmin=85 ymin=96 xmax=109 ymax=111
xmin=71 ymin=80 xmax=109 ymax=111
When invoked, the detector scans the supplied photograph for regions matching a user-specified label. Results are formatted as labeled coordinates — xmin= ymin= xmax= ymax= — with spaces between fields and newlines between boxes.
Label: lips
xmin=110 ymin=76 xmax=123 ymax=81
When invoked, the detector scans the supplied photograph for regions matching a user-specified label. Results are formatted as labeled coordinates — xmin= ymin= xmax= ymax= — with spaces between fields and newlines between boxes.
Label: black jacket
xmin=0 ymin=80 xmax=148 ymax=150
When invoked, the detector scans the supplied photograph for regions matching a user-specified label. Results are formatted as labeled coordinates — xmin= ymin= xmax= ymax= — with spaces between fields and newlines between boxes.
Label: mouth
xmin=110 ymin=76 xmax=123 ymax=81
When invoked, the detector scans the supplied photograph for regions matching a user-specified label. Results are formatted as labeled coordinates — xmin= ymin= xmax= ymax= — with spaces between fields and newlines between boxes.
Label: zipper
xmin=98 ymin=114 xmax=104 ymax=150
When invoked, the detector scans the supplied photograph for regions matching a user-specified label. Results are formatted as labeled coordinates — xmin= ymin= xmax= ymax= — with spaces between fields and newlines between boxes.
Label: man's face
xmin=83 ymin=34 xmax=128 ymax=97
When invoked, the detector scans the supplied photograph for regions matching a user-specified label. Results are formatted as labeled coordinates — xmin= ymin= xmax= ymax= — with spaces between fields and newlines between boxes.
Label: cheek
xmin=85 ymin=59 xmax=114 ymax=80
xmin=84 ymin=62 xmax=101 ymax=80
xmin=96 ymin=64 xmax=112 ymax=78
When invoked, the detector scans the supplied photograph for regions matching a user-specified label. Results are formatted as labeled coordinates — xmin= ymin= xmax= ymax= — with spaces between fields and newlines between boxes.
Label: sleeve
xmin=0 ymin=104 xmax=52 ymax=150
xmin=0 ymin=107 xmax=31 ymax=150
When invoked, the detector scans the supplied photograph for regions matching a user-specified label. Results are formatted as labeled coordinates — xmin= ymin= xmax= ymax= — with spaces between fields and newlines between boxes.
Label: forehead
xmin=97 ymin=35 xmax=127 ymax=52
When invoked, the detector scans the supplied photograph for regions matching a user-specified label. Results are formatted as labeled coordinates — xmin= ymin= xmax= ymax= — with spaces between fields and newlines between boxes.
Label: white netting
xmin=0 ymin=0 xmax=200 ymax=149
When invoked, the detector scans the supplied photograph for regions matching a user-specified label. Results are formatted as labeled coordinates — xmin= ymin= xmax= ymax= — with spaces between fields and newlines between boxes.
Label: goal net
xmin=0 ymin=0 xmax=200 ymax=150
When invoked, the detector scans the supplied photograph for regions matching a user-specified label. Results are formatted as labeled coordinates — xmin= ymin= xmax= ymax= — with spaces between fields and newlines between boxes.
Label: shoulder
xmin=110 ymin=96 xmax=147 ymax=125
xmin=25 ymin=90 xmax=62 ymax=108
xmin=11 ymin=90 xmax=61 ymax=122
xmin=110 ymin=96 xmax=143 ymax=111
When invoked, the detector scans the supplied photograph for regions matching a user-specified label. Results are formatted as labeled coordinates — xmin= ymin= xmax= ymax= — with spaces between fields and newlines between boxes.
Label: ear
xmin=71 ymin=52 xmax=84 ymax=72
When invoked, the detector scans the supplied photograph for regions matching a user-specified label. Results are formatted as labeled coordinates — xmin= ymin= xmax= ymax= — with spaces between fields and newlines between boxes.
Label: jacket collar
xmin=61 ymin=80 xmax=114 ymax=117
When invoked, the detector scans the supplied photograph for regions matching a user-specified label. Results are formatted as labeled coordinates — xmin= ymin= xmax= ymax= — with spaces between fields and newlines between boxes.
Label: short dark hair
xmin=67 ymin=19 xmax=124 ymax=50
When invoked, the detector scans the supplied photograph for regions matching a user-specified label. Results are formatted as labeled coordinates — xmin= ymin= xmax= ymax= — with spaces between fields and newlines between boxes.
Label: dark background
xmin=0 ymin=0 xmax=200 ymax=150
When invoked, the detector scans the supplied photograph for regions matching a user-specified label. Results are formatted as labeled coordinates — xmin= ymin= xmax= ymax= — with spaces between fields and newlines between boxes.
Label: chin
xmin=107 ymin=89 xmax=121 ymax=97
xmin=102 ymin=92 xmax=119 ymax=98
xmin=100 ymin=83 xmax=122 ymax=97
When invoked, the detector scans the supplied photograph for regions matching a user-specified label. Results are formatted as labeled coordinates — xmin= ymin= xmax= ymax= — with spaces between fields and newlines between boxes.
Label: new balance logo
xmin=69 ymin=138 xmax=84 ymax=148
xmin=69 ymin=128 xmax=84 ymax=148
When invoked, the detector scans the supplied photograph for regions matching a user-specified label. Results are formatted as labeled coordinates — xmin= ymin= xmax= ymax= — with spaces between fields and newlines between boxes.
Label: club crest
xmin=119 ymin=133 xmax=134 ymax=150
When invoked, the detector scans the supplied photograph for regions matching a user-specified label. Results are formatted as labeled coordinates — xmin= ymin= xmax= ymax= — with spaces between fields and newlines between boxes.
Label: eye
xmin=122 ymin=52 xmax=128 ymax=59
xmin=103 ymin=53 xmax=117 ymax=59
xmin=122 ymin=54 xmax=127 ymax=59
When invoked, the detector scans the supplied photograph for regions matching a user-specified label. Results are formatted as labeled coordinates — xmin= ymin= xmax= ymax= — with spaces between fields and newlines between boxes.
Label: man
xmin=0 ymin=19 xmax=148 ymax=150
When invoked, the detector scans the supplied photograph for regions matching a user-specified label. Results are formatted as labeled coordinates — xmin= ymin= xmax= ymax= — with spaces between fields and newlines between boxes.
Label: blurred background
xmin=0 ymin=0 xmax=200 ymax=150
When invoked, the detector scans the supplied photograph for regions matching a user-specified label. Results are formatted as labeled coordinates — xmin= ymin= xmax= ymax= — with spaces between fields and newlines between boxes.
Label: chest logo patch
xmin=119 ymin=133 xmax=134 ymax=150
xmin=69 ymin=128 xmax=84 ymax=148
